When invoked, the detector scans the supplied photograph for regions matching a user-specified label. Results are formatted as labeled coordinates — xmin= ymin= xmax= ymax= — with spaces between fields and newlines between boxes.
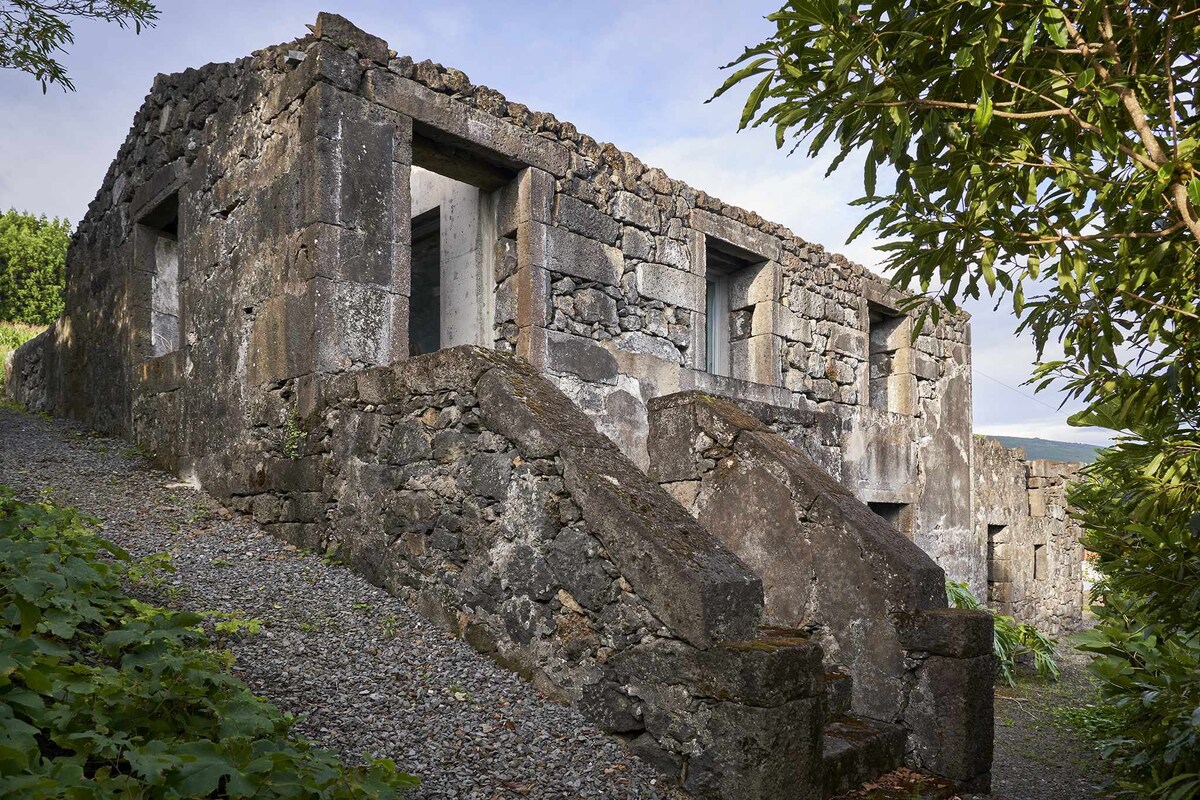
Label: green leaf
xmin=738 ymin=73 xmax=774 ymax=131
xmin=1021 ymin=15 xmax=1040 ymax=59
xmin=710 ymin=57 xmax=771 ymax=102
xmin=973 ymin=84 xmax=993 ymax=131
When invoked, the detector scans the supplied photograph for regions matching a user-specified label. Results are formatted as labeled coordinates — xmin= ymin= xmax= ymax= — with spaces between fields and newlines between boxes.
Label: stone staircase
xmin=819 ymin=670 xmax=907 ymax=798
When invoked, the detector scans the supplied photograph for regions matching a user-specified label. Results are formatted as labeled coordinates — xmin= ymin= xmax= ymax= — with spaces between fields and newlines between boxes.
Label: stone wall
xmin=220 ymin=345 xmax=834 ymax=799
xmin=365 ymin=27 xmax=980 ymax=593
xmin=972 ymin=436 xmax=1085 ymax=636
xmin=648 ymin=392 xmax=994 ymax=790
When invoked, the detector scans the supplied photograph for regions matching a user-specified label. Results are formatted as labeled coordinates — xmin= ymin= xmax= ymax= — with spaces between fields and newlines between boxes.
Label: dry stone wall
xmin=377 ymin=42 xmax=978 ymax=592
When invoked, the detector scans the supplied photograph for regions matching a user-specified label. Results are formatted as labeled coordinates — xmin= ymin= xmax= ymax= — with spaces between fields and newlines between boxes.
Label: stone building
xmin=973 ymin=437 xmax=1087 ymax=636
xmin=3 ymin=12 xmax=1082 ymax=798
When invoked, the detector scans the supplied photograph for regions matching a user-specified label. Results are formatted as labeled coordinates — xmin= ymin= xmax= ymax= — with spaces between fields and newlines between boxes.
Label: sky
xmin=0 ymin=0 xmax=1111 ymax=445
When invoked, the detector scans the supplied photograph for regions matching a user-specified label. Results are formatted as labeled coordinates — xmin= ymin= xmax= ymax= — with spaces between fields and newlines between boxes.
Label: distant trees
xmin=0 ymin=0 xmax=158 ymax=92
xmin=0 ymin=210 xmax=69 ymax=325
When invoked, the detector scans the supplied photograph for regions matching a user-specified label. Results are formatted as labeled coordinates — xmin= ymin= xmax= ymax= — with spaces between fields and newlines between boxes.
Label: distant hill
xmin=989 ymin=436 xmax=1104 ymax=464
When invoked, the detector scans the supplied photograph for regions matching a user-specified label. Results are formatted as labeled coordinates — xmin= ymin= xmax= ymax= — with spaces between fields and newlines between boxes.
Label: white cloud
xmin=639 ymin=132 xmax=888 ymax=269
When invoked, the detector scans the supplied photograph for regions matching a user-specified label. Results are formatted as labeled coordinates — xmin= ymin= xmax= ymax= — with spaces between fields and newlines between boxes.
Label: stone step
xmin=821 ymin=715 xmax=907 ymax=799
xmin=823 ymin=670 xmax=852 ymax=721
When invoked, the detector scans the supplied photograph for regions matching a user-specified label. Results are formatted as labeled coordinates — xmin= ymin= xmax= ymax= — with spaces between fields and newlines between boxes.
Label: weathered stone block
xmin=545 ymin=331 xmax=618 ymax=384
xmin=635 ymin=263 xmax=704 ymax=311
xmin=314 ymin=11 xmax=390 ymax=64
xmin=364 ymin=71 xmax=571 ymax=177
xmin=729 ymin=334 xmax=782 ymax=386
xmin=684 ymin=696 xmax=823 ymax=800
xmin=897 ymin=608 xmax=993 ymax=658
xmin=555 ymin=195 xmax=620 ymax=245
xmin=560 ymin=443 xmax=763 ymax=647
xmin=728 ymin=261 xmax=781 ymax=310
xmin=532 ymin=222 xmax=622 ymax=286
xmin=906 ymin=653 xmax=994 ymax=790
xmin=611 ymin=191 xmax=660 ymax=230
xmin=689 ymin=209 xmax=783 ymax=262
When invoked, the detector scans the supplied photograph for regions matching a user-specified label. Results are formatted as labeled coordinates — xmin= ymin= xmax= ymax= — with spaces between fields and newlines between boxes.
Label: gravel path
xmin=0 ymin=407 xmax=1119 ymax=800
xmin=0 ymin=409 xmax=681 ymax=800
xmin=989 ymin=646 xmax=1114 ymax=800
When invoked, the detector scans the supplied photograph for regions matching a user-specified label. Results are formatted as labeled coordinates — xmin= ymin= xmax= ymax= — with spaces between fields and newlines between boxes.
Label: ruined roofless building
xmin=6 ymin=12 xmax=1092 ymax=798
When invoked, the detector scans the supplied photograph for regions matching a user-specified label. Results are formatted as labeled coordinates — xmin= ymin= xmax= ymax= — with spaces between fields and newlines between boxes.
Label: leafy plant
xmin=0 ymin=320 xmax=44 ymax=395
xmin=946 ymin=580 xmax=1059 ymax=687
xmin=206 ymin=610 xmax=264 ymax=638
xmin=0 ymin=484 xmax=419 ymax=796
xmin=282 ymin=410 xmax=305 ymax=459
xmin=1054 ymin=698 xmax=1127 ymax=743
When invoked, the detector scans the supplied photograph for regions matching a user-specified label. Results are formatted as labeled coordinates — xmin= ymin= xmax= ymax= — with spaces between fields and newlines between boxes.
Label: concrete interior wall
xmin=410 ymin=166 xmax=496 ymax=350
xmin=150 ymin=237 xmax=180 ymax=356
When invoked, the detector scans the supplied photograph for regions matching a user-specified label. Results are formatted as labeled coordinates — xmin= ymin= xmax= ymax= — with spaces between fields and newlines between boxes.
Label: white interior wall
xmin=409 ymin=166 xmax=495 ymax=349
xmin=151 ymin=236 xmax=180 ymax=356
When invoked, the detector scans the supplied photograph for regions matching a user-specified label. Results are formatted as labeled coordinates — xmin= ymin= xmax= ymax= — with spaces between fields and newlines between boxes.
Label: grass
xmin=0 ymin=320 xmax=45 ymax=394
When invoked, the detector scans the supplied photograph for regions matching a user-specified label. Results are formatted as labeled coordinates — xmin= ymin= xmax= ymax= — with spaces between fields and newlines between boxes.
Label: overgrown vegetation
xmin=0 ymin=321 xmax=43 ymax=395
xmin=0 ymin=485 xmax=419 ymax=797
xmin=0 ymin=210 xmax=69 ymax=326
xmin=282 ymin=410 xmax=305 ymax=460
xmin=719 ymin=3 xmax=1200 ymax=795
xmin=946 ymin=580 xmax=1059 ymax=687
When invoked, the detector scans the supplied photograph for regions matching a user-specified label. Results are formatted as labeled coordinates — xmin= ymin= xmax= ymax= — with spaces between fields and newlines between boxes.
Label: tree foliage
xmin=717 ymin=3 xmax=1199 ymax=796
xmin=946 ymin=580 xmax=1059 ymax=686
xmin=0 ymin=210 xmax=69 ymax=326
xmin=0 ymin=485 xmax=420 ymax=797
xmin=0 ymin=0 xmax=158 ymax=92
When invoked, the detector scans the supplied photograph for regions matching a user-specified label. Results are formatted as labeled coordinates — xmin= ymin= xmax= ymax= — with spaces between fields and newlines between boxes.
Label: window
xmin=868 ymin=501 xmax=913 ymax=539
xmin=704 ymin=242 xmax=755 ymax=376
xmin=1033 ymin=543 xmax=1047 ymax=580
xmin=987 ymin=524 xmax=1009 ymax=603
xmin=139 ymin=193 xmax=180 ymax=357
xmin=867 ymin=303 xmax=910 ymax=412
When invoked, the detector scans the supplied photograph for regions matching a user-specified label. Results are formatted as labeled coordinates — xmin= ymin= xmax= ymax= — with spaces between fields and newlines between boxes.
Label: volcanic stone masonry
xmin=4 ymin=11 xmax=1087 ymax=798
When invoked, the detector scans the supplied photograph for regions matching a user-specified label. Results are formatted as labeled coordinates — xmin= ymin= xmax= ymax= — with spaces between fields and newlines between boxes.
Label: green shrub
xmin=0 ymin=321 xmax=43 ymax=394
xmin=1067 ymin=412 xmax=1200 ymax=800
xmin=0 ymin=485 xmax=419 ymax=798
xmin=946 ymin=580 xmax=1060 ymax=687
xmin=0 ymin=210 xmax=69 ymax=326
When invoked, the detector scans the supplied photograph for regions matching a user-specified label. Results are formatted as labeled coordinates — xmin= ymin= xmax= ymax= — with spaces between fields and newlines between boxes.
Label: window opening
xmin=705 ymin=243 xmax=755 ymax=376
xmin=1033 ymin=543 xmax=1047 ymax=581
xmin=987 ymin=524 xmax=1009 ymax=602
xmin=140 ymin=193 xmax=180 ymax=357
xmin=408 ymin=207 xmax=441 ymax=356
xmin=868 ymin=501 xmax=912 ymax=538
xmin=868 ymin=303 xmax=906 ymax=410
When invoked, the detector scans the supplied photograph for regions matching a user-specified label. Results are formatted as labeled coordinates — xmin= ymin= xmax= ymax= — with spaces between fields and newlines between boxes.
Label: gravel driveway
xmin=0 ymin=409 xmax=682 ymax=800
xmin=0 ymin=407 xmax=1115 ymax=800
